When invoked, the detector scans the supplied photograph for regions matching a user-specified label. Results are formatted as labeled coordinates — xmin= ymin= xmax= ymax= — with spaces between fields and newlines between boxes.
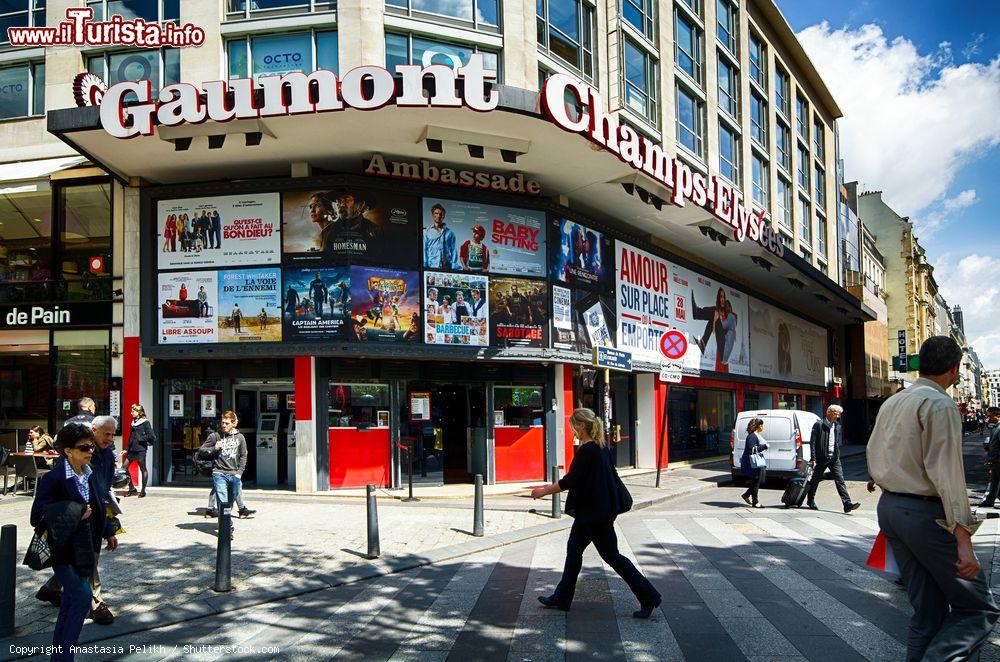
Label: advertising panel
xmin=158 ymin=271 xmax=217 ymax=344
xmin=552 ymin=287 xmax=616 ymax=353
xmin=489 ymin=277 xmax=548 ymax=348
xmin=282 ymin=187 xmax=420 ymax=266
xmin=157 ymin=194 xmax=280 ymax=270
xmin=748 ymin=297 xmax=829 ymax=386
xmin=348 ymin=266 xmax=422 ymax=343
xmin=423 ymin=271 xmax=489 ymax=346
xmin=671 ymin=266 xmax=750 ymax=376
xmin=550 ymin=217 xmax=612 ymax=289
xmin=282 ymin=267 xmax=351 ymax=341
xmin=615 ymin=241 xmax=674 ymax=363
xmin=422 ymin=198 xmax=546 ymax=276
xmin=217 ymin=268 xmax=282 ymax=343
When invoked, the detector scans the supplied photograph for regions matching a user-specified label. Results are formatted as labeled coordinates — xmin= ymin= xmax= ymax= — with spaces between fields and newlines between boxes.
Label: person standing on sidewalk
xmin=979 ymin=407 xmax=1000 ymax=508
xmin=739 ymin=418 xmax=769 ymax=508
xmin=868 ymin=336 xmax=999 ymax=661
xmin=806 ymin=404 xmax=860 ymax=514
xmin=196 ymin=411 xmax=247 ymax=539
xmin=530 ymin=408 xmax=661 ymax=619
xmin=124 ymin=404 xmax=154 ymax=498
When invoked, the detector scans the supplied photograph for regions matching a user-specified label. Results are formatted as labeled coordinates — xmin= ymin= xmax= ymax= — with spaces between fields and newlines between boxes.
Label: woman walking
xmin=30 ymin=423 xmax=119 ymax=661
xmin=124 ymin=404 xmax=154 ymax=497
xmin=531 ymin=408 xmax=661 ymax=618
xmin=740 ymin=417 xmax=769 ymax=508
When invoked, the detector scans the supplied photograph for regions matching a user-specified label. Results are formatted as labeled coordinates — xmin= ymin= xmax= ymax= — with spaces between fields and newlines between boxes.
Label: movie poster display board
xmin=550 ymin=217 xmax=612 ymax=289
xmin=348 ymin=266 xmax=422 ymax=343
xmin=671 ymin=265 xmax=750 ymax=376
xmin=282 ymin=267 xmax=351 ymax=340
xmin=423 ymin=271 xmax=489 ymax=346
xmin=489 ymin=277 xmax=548 ymax=348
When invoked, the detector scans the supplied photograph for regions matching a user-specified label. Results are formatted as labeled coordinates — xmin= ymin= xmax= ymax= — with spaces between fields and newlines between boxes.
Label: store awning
xmin=0 ymin=155 xmax=89 ymax=194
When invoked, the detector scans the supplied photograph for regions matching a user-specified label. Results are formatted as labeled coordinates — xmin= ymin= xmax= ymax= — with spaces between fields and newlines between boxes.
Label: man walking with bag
xmin=869 ymin=336 xmax=999 ymax=660
xmin=806 ymin=404 xmax=860 ymax=514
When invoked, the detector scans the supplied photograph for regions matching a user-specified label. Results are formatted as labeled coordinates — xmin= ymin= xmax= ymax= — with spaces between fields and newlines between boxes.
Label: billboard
xmin=489 ymin=277 xmax=548 ymax=348
xmin=421 ymin=198 xmax=547 ymax=276
xmin=671 ymin=266 xmax=750 ymax=376
xmin=348 ymin=266 xmax=422 ymax=343
xmin=158 ymin=271 xmax=218 ymax=344
xmin=282 ymin=267 xmax=351 ymax=341
xmin=157 ymin=194 xmax=280 ymax=270
xmin=748 ymin=297 xmax=828 ymax=386
xmin=282 ymin=187 xmax=420 ymax=266
xmin=423 ymin=271 xmax=489 ymax=346
xmin=550 ymin=217 xmax=612 ymax=289
xmin=552 ymin=286 xmax=615 ymax=353
xmin=615 ymin=241 xmax=674 ymax=363
xmin=217 ymin=268 xmax=282 ymax=343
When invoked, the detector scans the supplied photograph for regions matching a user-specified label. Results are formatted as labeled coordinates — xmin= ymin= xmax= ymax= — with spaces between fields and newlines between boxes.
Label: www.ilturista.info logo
xmin=7 ymin=8 xmax=205 ymax=48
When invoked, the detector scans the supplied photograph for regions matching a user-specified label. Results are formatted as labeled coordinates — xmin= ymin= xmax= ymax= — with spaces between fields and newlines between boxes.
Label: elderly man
xmin=869 ymin=336 xmax=999 ymax=660
xmin=806 ymin=404 xmax=860 ymax=513
xmin=64 ymin=396 xmax=96 ymax=426
xmin=36 ymin=415 xmax=120 ymax=625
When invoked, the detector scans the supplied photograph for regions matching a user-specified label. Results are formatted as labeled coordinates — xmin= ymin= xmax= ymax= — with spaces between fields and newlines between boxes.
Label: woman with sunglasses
xmin=30 ymin=423 xmax=119 ymax=661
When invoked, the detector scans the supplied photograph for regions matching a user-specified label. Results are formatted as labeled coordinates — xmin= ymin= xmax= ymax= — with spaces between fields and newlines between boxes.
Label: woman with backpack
xmin=124 ymin=404 xmax=154 ymax=497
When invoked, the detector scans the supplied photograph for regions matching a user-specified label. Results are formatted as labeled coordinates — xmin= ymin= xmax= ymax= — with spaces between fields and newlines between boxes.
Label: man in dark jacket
xmin=979 ymin=407 xmax=1000 ymax=507
xmin=63 ymin=397 xmax=95 ymax=427
xmin=806 ymin=404 xmax=861 ymax=514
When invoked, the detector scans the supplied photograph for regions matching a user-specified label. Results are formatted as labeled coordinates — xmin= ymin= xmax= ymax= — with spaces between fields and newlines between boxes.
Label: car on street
xmin=730 ymin=409 xmax=821 ymax=484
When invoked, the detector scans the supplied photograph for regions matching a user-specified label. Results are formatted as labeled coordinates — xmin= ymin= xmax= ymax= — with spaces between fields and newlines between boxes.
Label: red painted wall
xmin=294 ymin=356 xmax=313 ymax=422
xmin=328 ymin=428 xmax=391 ymax=489
xmin=123 ymin=336 xmax=140 ymax=485
xmin=562 ymin=364 xmax=574 ymax=474
xmin=494 ymin=426 xmax=545 ymax=482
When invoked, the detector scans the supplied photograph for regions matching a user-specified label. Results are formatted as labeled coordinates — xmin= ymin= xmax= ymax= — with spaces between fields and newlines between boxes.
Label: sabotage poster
xmin=489 ymin=277 xmax=548 ymax=348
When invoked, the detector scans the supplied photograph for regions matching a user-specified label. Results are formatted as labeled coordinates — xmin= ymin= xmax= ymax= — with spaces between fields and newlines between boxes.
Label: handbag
xmin=749 ymin=448 xmax=767 ymax=470
xmin=607 ymin=449 xmax=633 ymax=514
xmin=23 ymin=529 xmax=52 ymax=571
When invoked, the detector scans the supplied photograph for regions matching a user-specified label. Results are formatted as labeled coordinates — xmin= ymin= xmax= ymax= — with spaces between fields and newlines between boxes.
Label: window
xmin=228 ymin=31 xmax=338 ymax=80
xmin=717 ymin=58 xmax=737 ymax=118
xmin=750 ymin=92 xmax=767 ymax=147
xmin=775 ymin=66 xmax=789 ymax=116
xmin=752 ymin=154 xmax=768 ymax=206
xmin=328 ymin=383 xmax=390 ymax=428
xmin=386 ymin=0 xmax=498 ymax=27
xmin=676 ymin=84 xmax=703 ymax=156
xmin=677 ymin=0 xmax=699 ymax=15
xmin=719 ymin=123 xmax=739 ymax=183
xmin=537 ymin=0 xmax=595 ymax=78
xmin=813 ymin=116 xmax=824 ymax=159
xmin=776 ymin=176 xmax=792 ymax=230
xmin=225 ymin=0 xmax=331 ymax=18
xmin=817 ymin=213 xmax=827 ymax=254
xmin=494 ymin=386 xmax=544 ymax=426
xmin=796 ymin=95 xmax=808 ymax=139
xmin=623 ymin=0 xmax=654 ymax=40
xmin=58 ymin=182 xmax=113 ymax=302
xmin=54 ymin=330 xmax=111 ymax=430
xmin=776 ymin=120 xmax=790 ymax=171
xmin=0 ymin=62 xmax=44 ymax=119
xmin=674 ymin=10 xmax=702 ymax=84
xmin=623 ymin=38 xmax=657 ymax=122
xmin=749 ymin=33 xmax=766 ymax=89
xmin=799 ymin=246 xmax=811 ymax=261
xmin=797 ymin=144 xmax=809 ymax=189
xmin=87 ymin=0 xmax=178 ymax=21
xmin=798 ymin=194 xmax=811 ymax=242
xmin=87 ymin=49 xmax=179 ymax=97
xmin=814 ymin=165 xmax=825 ymax=205
xmin=1 ymin=0 xmax=45 ymax=45
xmin=386 ymin=33 xmax=499 ymax=76
xmin=715 ymin=0 xmax=736 ymax=54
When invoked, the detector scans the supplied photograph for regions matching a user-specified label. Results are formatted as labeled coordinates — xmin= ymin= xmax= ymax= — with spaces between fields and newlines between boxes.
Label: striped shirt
xmin=64 ymin=461 xmax=92 ymax=503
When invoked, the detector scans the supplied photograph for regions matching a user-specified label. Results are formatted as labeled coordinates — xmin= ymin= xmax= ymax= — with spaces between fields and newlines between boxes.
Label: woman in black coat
xmin=531 ymin=408 xmax=661 ymax=618
xmin=30 ymin=423 xmax=118 ymax=662
xmin=740 ymin=417 xmax=770 ymax=508
xmin=124 ymin=403 xmax=155 ymax=497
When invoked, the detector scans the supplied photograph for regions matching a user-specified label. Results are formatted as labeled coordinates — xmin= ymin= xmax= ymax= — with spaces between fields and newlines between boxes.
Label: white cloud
xmin=937 ymin=254 xmax=1000 ymax=368
xmin=964 ymin=33 xmax=986 ymax=61
xmin=796 ymin=23 xmax=1000 ymax=222
xmin=942 ymin=188 xmax=978 ymax=210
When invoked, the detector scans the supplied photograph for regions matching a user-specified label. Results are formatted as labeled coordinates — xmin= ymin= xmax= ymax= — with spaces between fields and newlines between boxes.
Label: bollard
xmin=473 ymin=474 xmax=485 ymax=537
xmin=367 ymin=484 xmax=381 ymax=558
xmin=551 ymin=465 xmax=562 ymax=519
xmin=0 ymin=525 xmax=15 ymax=637
xmin=213 ymin=501 xmax=233 ymax=592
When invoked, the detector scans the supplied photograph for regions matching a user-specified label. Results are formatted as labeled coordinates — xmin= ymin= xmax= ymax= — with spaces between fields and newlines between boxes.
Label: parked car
xmin=730 ymin=409 xmax=821 ymax=484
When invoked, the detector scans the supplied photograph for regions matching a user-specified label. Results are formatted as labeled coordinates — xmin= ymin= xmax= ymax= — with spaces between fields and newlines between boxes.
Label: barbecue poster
xmin=282 ymin=187 xmax=420 ymax=266
xmin=421 ymin=199 xmax=547 ymax=277
xmin=348 ymin=266 xmax=422 ymax=343
xmin=217 ymin=268 xmax=282 ymax=343
xmin=550 ymin=217 xmax=612 ymax=289
xmin=158 ymin=271 xmax=218 ymax=344
xmin=157 ymin=194 xmax=280 ymax=270
xmin=489 ymin=277 xmax=548 ymax=348
xmin=423 ymin=271 xmax=489 ymax=346
xmin=281 ymin=267 xmax=351 ymax=341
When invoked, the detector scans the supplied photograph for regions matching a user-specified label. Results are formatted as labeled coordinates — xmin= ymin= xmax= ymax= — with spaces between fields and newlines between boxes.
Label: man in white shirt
xmin=806 ymin=404 xmax=860 ymax=513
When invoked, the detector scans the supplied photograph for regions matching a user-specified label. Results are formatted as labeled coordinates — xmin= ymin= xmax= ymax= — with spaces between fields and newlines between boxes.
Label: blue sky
xmin=778 ymin=0 xmax=1000 ymax=367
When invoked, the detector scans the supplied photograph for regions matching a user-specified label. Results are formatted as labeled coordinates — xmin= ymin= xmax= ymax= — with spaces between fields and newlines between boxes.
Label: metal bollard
xmin=367 ymin=484 xmax=381 ymax=558
xmin=551 ymin=466 xmax=562 ymax=519
xmin=213 ymin=501 xmax=233 ymax=592
xmin=473 ymin=474 xmax=485 ymax=537
xmin=0 ymin=525 xmax=15 ymax=637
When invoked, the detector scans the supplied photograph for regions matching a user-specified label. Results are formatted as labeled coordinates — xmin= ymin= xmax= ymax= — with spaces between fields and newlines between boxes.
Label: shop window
xmin=87 ymin=0 xmax=178 ymax=22
xmin=58 ymin=182 xmax=112 ymax=302
xmin=806 ymin=395 xmax=824 ymax=417
xmin=160 ymin=378 xmax=226 ymax=484
xmin=676 ymin=83 xmax=703 ymax=156
xmin=0 ymin=349 xmax=49 ymax=425
xmin=536 ymin=0 xmax=594 ymax=79
xmin=777 ymin=393 xmax=802 ymax=410
xmin=622 ymin=37 xmax=657 ymax=123
xmin=329 ymin=382 xmax=390 ymax=428
xmin=227 ymin=30 xmax=338 ymax=80
xmin=386 ymin=32 xmax=499 ymax=78
xmin=386 ymin=0 xmax=498 ymax=29
xmin=53 ymin=330 xmax=110 ymax=429
xmin=86 ymin=48 xmax=179 ymax=97
xmin=742 ymin=390 xmax=773 ymax=410
xmin=716 ymin=57 xmax=737 ymax=119
xmin=0 ymin=62 xmax=44 ymax=120
xmin=0 ymin=0 xmax=45 ymax=45
xmin=493 ymin=386 xmax=543 ymax=427
xmin=667 ymin=386 xmax=735 ymax=459
xmin=674 ymin=9 xmax=702 ymax=84
xmin=623 ymin=0 xmax=653 ymax=40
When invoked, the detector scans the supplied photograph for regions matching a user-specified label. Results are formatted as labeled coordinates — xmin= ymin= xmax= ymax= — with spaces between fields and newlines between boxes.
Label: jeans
xmin=51 ymin=565 xmax=92 ymax=661
xmin=211 ymin=473 xmax=241 ymax=532
xmin=208 ymin=481 xmax=246 ymax=509
xmin=43 ymin=549 xmax=102 ymax=611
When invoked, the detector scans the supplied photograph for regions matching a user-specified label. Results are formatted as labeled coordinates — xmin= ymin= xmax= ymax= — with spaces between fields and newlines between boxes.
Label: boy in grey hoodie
xmin=196 ymin=410 xmax=247 ymax=538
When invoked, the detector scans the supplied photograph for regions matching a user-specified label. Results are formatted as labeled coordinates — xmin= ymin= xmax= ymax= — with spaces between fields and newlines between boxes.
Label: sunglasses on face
xmin=73 ymin=444 xmax=95 ymax=453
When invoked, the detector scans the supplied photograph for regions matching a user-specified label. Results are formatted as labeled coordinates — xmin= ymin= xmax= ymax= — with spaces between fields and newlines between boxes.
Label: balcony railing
xmin=843 ymin=269 xmax=883 ymax=298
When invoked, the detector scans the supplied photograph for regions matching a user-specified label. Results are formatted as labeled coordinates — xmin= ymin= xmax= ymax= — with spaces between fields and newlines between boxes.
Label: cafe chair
xmin=11 ymin=455 xmax=49 ymax=496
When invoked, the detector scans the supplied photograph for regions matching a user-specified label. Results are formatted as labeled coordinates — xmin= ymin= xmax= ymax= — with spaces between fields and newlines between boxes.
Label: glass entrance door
xmin=402 ymin=381 xmax=486 ymax=485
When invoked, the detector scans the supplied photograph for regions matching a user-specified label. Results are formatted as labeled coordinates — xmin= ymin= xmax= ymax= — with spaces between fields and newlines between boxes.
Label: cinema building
xmin=6 ymin=0 xmax=875 ymax=491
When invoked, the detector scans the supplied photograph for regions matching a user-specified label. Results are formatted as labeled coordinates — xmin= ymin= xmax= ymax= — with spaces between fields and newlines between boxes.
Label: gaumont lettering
xmin=93 ymin=55 xmax=498 ymax=139
xmin=7 ymin=8 xmax=204 ymax=48
xmin=541 ymin=74 xmax=784 ymax=258
xmin=365 ymin=154 xmax=541 ymax=196
xmin=5 ymin=306 xmax=70 ymax=325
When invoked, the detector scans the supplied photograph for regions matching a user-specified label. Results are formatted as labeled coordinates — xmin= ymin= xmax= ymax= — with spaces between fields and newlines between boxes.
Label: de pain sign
xmin=1 ymin=302 xmax=112 ymax=329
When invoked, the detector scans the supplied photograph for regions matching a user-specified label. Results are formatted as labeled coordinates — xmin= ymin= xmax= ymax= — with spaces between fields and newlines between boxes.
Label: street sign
xmin=593 ymin=345 xmax=633 ymax=372
xmin=659 ymin=362 xmax=683 ymax=383
xmin=659 ymin=330 xmax=688 ymax=360
xmin=893 ymin=355 xmax=920 ymax=372
xmin=897 ymin=330 xmax=906 ymax=361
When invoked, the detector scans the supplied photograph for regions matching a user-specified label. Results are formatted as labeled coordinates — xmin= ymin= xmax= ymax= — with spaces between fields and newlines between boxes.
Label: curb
xmin=1 ymin=477 xmax=717 ymax=659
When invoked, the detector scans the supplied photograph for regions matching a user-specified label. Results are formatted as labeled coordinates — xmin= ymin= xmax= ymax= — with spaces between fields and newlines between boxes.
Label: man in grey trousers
xmin=868 ymin=336 xmax=999 ymax=661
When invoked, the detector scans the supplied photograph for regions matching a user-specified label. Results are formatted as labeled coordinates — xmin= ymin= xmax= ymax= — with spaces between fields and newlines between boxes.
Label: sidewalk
xmin=0 ymin=459 xmax=729 ymax=659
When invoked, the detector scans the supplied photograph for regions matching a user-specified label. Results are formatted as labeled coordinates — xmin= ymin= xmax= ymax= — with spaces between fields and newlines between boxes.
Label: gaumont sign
xmin=540 ymin=74 xmax=784 ymax=258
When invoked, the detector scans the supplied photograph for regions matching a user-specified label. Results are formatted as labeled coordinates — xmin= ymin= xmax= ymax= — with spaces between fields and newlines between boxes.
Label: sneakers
xmin=238 ymin=507 xmax=257 ymax=519
xmin=90 ymin=602 xmax=115 ymax=625
xmin=844 ymin=502 xmax=861 ymax=514
xmin=35 ymin=585 xmax=61 ymax=608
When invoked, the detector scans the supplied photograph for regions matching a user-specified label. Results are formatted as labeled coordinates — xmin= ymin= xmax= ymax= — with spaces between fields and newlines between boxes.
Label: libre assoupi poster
xmin=748 ymin=296 xmax=828 ymax=386
xmin=552 ymin=288 xmax=616 ymax=353
xmin=348 ymin=266 xmax=422 ymax=343
xmin=217 ymin=268 xmax=282 ymax=343
xmin=550 ymin=217 xmax=612 ymax=289
xmin=423 ymin=271 xmax=489 ymax=346
xmin=282 ymin=267 xmax=351 ymax=341
xmin=421 ymin=199 xmax=547 ymax=277
xmin=489 ymin=277 xmax=548 ymax=348
xmin=158 ymin=271 xmax=218 ymax=344
xmin=282 ymin=187 xmax=420 ymax=266
xmin=157 ymin=194 xmax=280 ymax=269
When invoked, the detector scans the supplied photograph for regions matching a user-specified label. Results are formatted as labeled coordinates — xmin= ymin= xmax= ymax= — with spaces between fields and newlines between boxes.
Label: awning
xmin=0 ymin=156 xmax=89 ymax=194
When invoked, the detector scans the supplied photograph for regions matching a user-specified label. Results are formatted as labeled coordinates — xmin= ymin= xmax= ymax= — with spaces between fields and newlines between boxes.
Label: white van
xmin=730 ymin=409 xmax=821 ymax=483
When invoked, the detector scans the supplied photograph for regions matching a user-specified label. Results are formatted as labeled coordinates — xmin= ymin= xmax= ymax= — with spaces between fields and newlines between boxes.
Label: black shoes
xmin=979 ymin=501 xmax=995 ymax=508
xmin=238 ymin=507 xmax=257 ymax=519
xmin=537 ymin=595 xmax=570 ymax=611
xmin=806 ymin=502 xmax=819 ymax=511
xmin=741 ymin=494 xmax=752 ymax=506
xmin=205 ymin=508 xmax=218 ymax=519
xmin=633 ymin=597 xmax=662 ymax=619
xmin=90 ymin=602 xmax=115 ymax=625
xmin=125 ymin=488 xmax=138 ymax=497
xmin=844 ymin=502 xmax=861 ymax=514
xmin=35 ymin=585 xmax=61 ymax=608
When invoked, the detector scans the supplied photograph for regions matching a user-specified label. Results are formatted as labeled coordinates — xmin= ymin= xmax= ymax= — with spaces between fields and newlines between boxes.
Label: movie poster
xmin=348 ymin=266 xmax=422 ymax=343
xmin=672 ymin=265 xmax=750 ymax=376
xmin=282 ymin=187 xmax=420 ymax=266
xmin=217 ymin=268 xmax=282 ymax=343
xmin=489 ymin=277 xmax=548 ymax=348
xmin=615 ymin=240 xmax=675 ymax=363
xmin=423 ymin=271 xmax=489 ymax=346
xmin=157 ymin=194 xmax=280 ymax=270
xmin=550 ymin=217 xmax=612 ymax=289
xmin=748 ymin=297 xmax=828 ymax=386
xmin=421 ymin=199 xmax=547 ymax=277
xmin=281 ymin=267 xmax=351 ymax=341
xmin=552 ymin=288 xmax=616 ymax=353
xmin=158 ymin=271 xmax=217 ymax=344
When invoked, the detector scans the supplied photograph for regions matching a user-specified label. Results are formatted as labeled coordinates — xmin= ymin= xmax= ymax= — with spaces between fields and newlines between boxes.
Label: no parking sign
xmin=659 ymin=330 xmax=687 ymax=360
